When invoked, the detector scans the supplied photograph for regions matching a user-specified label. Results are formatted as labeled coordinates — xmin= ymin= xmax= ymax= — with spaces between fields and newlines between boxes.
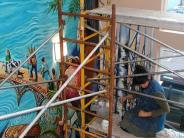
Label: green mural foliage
xmin=49 ymin=0 xmax=80 ymax=14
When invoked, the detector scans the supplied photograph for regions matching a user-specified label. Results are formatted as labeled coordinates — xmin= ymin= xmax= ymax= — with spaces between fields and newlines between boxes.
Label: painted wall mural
xmin=0 ymin=0 xmax=79 ymax=137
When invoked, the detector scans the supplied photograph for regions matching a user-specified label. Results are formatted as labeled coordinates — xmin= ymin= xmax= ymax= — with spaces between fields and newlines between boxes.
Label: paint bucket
xmin=101 ymin=120 xmax=109 ymax=130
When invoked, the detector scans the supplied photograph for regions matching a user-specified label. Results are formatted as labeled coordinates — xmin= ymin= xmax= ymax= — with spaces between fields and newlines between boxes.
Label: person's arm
xmin=120 ymin=94 xmax=137 ymax=103
xmin=151 ymin=92 xmax=170 ymax=117
xmin=138 ymin=92 xmax=170 ymax=117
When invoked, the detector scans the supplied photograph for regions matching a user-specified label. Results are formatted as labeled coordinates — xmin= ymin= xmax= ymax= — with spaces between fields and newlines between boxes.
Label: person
xmin=30 ymin=54 xmax=38 ymax=82
xmin=40 ymin=57 xmax=51 ymax=80
xmin=48 ymin=68 xmax=57 ymax=91
xmin=26 ymin=54 xmax=31 ymax=73
xmin=58 ymin=56 xmax=81 ymax=107
xmin=5 ymin=49 xmax=11 ymax=73
xmin=120 ymin=65 xmax=170 ymax=137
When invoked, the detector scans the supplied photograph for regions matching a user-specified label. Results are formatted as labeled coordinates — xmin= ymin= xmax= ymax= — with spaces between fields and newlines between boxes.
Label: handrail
xmin=19 ymin=32 xmax=109 ymax=138
xmin=90 ymin=80 xmax=184 ymax=108
xmin=119 ymin=87 xmax=184 ymax=107
xmin=117 ymin=41 xmax=184 ymax=80
xmin=115 ymin=54 xmax=184 ymax=65
xmin=87 ymin=69 xmax=184 ymax=81
xmin=0 ymin=28 xmax=60 ymax=88
xmin=122 ymin=24 xmax=184 ymax=56
xmin=85 ymin=25 xmax=184 ymax=80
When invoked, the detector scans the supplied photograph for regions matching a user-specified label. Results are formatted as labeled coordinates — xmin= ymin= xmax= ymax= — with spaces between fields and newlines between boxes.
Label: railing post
xmin=57 ymin=0 xmax=69 ymax=137
xmin=108 ymin=4 xmax=116 ymax=137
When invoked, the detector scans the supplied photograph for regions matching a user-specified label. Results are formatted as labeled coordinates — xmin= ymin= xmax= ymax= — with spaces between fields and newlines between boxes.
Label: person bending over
xmin=120 ymin=65 xmax=170 ymax=137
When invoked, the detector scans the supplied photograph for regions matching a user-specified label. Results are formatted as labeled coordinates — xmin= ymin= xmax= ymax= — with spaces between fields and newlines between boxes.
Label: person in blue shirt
xmin=40 ymin=57 xmax=51 ymax=81
xmin=120 ymin=65 xmax=170 ymax=137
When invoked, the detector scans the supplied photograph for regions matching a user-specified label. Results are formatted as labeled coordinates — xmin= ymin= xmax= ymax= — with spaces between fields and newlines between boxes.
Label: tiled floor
xmin=89 ymin=114 xmax=137 ymax=138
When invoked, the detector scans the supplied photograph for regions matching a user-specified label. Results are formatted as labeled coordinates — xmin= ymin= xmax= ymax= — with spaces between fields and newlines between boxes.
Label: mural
xmin=0 ymin=0 xmax=79 ymax=137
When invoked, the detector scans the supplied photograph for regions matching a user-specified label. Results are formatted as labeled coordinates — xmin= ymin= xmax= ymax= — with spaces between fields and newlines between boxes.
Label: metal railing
xmin=85 ymin=25 xmax=184 ymax=80
xmin=0 ymin=10 xmax=184 ymax=137
xmin=19 ymin=32 xmax=109 ymax=138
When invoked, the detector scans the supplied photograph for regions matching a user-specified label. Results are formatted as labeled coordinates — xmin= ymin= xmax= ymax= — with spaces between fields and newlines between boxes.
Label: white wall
xmin=110 ymin=0 xmax=161 ymax=10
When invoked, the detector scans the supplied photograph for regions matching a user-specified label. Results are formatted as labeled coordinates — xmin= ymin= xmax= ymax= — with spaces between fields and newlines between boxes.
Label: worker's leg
xmin=120 ymin=111 xmax=155 ymax=137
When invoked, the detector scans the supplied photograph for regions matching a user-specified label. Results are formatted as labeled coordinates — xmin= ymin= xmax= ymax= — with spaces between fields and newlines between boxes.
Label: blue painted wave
xmin=0 ymin=83 xmax=37 ymax=133
xmin=0 ymin=0 xmax=78 ymax=134
xmin=0 ymin=0 xmax=78 ymax=71
xmin=0 ymin=82 xmax=18 ymax=133
xmin=10 ymin=90 xmax=37 ymax=126
xmin=0 ymin=0 xmax=58 ymax=68
xmin=39 ymin=99 xmax=61 ymax=133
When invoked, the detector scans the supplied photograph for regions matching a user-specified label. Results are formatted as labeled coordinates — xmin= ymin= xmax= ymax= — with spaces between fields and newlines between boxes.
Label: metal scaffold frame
xmin=1 ymin=1 xmax=184 ymax=138
xmin=0 ymin=3 xmax=116 ymax=137
xmin=0 ymin=2 xmax=115 ymax=137
xmin=54 ymin=1 xmax=115 ymax=138
xmin=85 ymin=6 xmax=184 ymax=133
xmin=19 ymin=27 xmax=113 ymax=138
xmin=56 ymin=2 xmax=115 ymax=138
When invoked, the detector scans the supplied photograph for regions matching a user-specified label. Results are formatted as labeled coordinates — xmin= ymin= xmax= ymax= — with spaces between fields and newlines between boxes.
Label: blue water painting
xmin=0 ymin=0 xmax=58 ymax=68
xmin=0 ymin=82 xmax=18 ymax=133
xmin=0 ymin=82 xmax=39 ymax=133
xmin=0 ymin=0 xmax=79 ymax=68
xmin=10 ymin=90 xmax=37 ymax=126
xmin=0 ymin=0 xmax=78 ymax=135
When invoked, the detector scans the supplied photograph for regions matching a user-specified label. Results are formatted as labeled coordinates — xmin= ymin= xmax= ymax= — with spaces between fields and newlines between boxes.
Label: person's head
xmin=41 ymin=57 xmax=45 ymax=63
xmin=32 ymin=54 xmax=36 ymax=59
xmin=65 ymin=56 xmax=79 ymax=64
xmin=64 ymin=56 xmax=80 ymax=70
xmin=132 ymin=65 xmax=149 ymax=88
xmin=71 ymin=56 xmax=80 ymax=64
xmin=6 ymin=49 xmax=10 ymax=55
xmin=52 ymin=68 xmax=56 ymax=76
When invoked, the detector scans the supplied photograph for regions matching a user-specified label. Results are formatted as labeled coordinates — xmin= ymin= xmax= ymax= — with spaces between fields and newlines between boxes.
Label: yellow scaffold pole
xmin=80 ymin=0 xmax=86 ymax=137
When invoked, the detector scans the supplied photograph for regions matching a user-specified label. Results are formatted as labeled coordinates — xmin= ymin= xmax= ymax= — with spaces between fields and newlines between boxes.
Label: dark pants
xmin=5 ymin=62 xmax=9 ymax=72
xmin=30 ymin=65 xmax=38 ymax=81
xmin=120 ymin=111 xmax=155 ymax=137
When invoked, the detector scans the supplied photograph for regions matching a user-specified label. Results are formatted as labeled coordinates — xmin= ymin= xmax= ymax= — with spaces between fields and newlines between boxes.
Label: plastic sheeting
xmin=156 ymin=128 xmax=184 ymax=138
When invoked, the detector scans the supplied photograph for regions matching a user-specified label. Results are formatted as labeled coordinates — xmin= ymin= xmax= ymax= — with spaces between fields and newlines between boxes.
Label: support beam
xmin=108 ymin=4 xmax=116 ymax=137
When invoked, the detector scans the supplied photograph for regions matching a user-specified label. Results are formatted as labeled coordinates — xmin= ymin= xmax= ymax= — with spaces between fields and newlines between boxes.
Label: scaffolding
xmin=55 ymin=1 xmax=116 ymax=137
xmin=1 ymin=1 xmax=184 ymax=138
xmin=19 ymin=1 xmax=116 ymax=137
xmin=50 ymin=2 xmax=184 ymax=137
xmin=58 ymin=3 xmax=116 ymax=137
